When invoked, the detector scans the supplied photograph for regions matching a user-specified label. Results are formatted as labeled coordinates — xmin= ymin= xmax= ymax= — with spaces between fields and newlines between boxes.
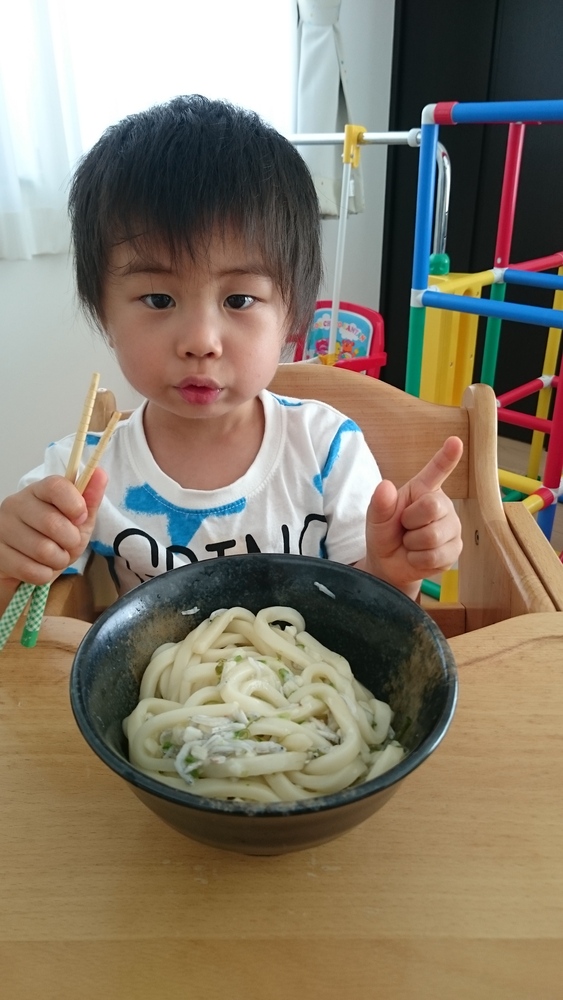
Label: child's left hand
xmin=358 ymin=436 xmax=464 ymax=601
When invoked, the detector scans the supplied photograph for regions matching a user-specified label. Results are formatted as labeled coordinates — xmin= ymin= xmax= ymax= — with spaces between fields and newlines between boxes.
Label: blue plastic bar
xmin=420 ymin=290 xmax=563 ymax=330
xmin=411 ymin=123 xmax=439 ymax=292
xmin=504 ymin=268 xmax=563 ymax=292
xmin=451 ymin=100 xmax=563 ymax=125
xmin=537 ymin=502 xmax=557 ymax=541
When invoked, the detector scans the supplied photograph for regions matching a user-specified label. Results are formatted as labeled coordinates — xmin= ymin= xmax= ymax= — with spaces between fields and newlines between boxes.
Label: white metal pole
xmin=328 ymin=159 xmax=352 ymax=356
xmin=288 ymin=129 xmax=421 ymax=147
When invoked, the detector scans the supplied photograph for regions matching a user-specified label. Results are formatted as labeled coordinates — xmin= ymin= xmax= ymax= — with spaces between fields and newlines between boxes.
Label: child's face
xmin=102 ymin=230 xmax=288 ymax=428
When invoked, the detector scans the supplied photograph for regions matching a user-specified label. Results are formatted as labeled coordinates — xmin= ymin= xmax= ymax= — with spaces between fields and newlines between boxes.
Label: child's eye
xmin=141 ymin=293 xmax=175 ymax=310
xmin=225 ymin=294 xmax=255 ymax=310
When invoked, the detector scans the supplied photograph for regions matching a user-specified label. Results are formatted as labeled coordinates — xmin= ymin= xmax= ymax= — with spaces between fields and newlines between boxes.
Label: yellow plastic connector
xmin=320 ymin=352 xmax=339 ymax=367
xmin=343 ymin=124 xmax=366 ymax=167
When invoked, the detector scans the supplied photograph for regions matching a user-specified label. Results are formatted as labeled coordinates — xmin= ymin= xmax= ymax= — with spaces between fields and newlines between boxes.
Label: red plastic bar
xmin=510 ymin=251 xmax=563 ymax=272
xmin=494 ymin=123 xmax=525 ymax=266
xmin=497 ymin=378 xmax=553 ymax=407
xmin=433 ymin=102 xmax=458 ymax=125
xmin=497 ymin=408 xmax=552 ymax=433
xmin=542 ymin=351 xmax=563 ymax=490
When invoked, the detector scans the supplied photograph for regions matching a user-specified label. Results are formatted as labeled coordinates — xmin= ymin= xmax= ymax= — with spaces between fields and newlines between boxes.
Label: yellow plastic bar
xmin=420 ymin=273 xmax=460 ymax=404
xmin=420 ymin=280 xmax=457 ymax=404
xmin=343 ymin=124 xmax=366 ymax=167
xmin=527 ymin=267 xmax=563 ymax=479
xmin=522 ymin=493 xmax=546 ymax=514
xmin=451 ymin=295 xmax=480 ymax=405
xmin=431 ymin=269 xmax=495 ymax=294
xmin=439 ymin=568 xmax=459 ymax=602
xmin=498 ymin=468 xmax=540 ymax=495
xmin=420 ymin=274 xmax=481 ymax=406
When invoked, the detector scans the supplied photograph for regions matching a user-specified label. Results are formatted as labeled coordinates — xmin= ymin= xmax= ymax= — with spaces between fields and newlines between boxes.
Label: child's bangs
xmin=107 ymin=208 xmax=291 ymax=307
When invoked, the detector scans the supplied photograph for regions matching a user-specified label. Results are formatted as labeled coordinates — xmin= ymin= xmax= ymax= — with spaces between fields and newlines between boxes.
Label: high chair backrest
xmin=49 ymin=364 xmax=563 ymax=633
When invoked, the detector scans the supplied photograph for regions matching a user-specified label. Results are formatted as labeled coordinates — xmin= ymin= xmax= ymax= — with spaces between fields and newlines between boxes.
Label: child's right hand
xmin=0 ymin=467 xmax=107 ymax=588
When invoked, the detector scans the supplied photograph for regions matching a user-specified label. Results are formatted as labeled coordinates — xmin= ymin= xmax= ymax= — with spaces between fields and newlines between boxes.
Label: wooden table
xmin=1 ymin=614 xmax=562 ymax=1000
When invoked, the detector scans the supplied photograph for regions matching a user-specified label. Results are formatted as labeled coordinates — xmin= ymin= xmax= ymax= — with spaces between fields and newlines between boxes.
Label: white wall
xmin=0 ymin=0 xmax=395 ymax=501
xmin=0 ymin=255 xmax=141 ymax=498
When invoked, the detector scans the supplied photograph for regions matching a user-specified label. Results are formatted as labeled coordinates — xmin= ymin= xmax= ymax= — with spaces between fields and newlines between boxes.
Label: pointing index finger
xmin=410 ymin=436 xmax=464 ymax=494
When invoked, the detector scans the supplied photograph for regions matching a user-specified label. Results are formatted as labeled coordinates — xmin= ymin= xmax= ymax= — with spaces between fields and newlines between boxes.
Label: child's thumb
xmin=367 ymin=479 xmax=399 ymax=526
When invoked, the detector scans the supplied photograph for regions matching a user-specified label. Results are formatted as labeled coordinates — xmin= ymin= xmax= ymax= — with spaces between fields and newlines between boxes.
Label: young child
xmin=0 ymin=95 xmax=462 ymax=607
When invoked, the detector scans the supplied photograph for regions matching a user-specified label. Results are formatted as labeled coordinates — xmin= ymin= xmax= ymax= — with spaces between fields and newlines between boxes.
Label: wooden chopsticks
xmin=0 ymin=374 xmax=121 ymax=651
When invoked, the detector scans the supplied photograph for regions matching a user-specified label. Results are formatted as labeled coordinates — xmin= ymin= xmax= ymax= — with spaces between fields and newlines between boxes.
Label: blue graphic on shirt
xmin=91 ymin=540 xmax=117 ymax=559
xmin=48 ymin=431 xmax=101 ymax=450
xmin=272 ymin=394 xmax=303 ymax=407
xmin=123 ymin=482 xmax=246 ymax=545
xmin=313 ymin=419 xmax=360 ymax=494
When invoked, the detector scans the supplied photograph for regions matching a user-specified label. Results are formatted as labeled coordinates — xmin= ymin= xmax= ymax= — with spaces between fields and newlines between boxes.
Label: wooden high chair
xmin=44 ymin=364 xmax=563 ymax=635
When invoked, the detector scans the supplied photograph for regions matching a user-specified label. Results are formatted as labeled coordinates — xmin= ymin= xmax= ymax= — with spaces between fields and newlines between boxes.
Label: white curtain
xmin=0 ymin=0 xmax=81 ymax=259
xmin=0 ymin=0 xmax=297 ymax=261
xmin=296 ymin=0 xmax=364 ymax=217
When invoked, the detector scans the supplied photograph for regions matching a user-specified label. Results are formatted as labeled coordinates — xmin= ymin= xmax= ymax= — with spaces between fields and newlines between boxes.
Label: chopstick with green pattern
xmin=0 ymin=375 xmax=121 ymax=650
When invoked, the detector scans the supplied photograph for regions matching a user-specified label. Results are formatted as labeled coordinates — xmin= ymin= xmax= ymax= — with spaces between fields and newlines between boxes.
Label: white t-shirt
xmin=20 ymin=390 xmax=381 ymax=595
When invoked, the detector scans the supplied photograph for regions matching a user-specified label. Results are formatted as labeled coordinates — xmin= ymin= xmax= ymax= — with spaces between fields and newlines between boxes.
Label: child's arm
xmin=355 ymin=436 xmax=464 ymax=601
xmin=0 ymin=468 xmax=107 ymax=600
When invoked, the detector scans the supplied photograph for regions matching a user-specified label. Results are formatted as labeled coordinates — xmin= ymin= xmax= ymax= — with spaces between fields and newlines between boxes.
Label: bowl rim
xmin=69 ymin=555 xmax=458 ymax=818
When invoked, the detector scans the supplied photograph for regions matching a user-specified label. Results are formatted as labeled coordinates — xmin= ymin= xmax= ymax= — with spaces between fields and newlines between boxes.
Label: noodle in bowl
xmin=70 ymin=554 xmax=457 ymax=855
xmin=124 ymin=605 xmax=407 ymax=804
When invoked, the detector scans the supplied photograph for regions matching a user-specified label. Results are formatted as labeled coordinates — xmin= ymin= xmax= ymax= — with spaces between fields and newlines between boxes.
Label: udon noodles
xmin=123 ymin=606 xmax=406 ymax=804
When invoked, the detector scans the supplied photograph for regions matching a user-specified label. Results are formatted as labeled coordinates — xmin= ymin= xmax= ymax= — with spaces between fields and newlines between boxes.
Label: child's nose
xmin=176 ymin=313 xmax=222 ymax=358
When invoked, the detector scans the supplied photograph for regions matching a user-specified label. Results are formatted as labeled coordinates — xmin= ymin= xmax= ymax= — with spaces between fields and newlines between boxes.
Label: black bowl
xmin=70 ymin=554 xmax=457 ymax=855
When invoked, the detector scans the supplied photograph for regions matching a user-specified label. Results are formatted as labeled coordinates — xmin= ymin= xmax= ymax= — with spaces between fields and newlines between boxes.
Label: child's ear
xmin=93 ymin=308 xmax=113 ymax=346
xmin=102 ymin=323 xmax=114 ymax=348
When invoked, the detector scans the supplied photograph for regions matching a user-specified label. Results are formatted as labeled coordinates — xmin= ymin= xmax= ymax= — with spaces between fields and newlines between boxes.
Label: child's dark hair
xmin=68 ymin=94 xmax=322 ymax=339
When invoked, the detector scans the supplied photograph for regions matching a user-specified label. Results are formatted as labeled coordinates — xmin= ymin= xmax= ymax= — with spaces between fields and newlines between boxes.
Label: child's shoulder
xmin=43 ymin=409 xmax=138 ymax=473
xmin=49 ymin=408 xmax=136 ymax=449
xmin=263 ymin=390 xmax=365 ymax=461
xmin=266 ymin=389 xmax=357 ymax=427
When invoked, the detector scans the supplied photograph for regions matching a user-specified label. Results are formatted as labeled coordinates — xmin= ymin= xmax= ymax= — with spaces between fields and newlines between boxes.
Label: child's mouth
xmin=176 ymin=380 xmax=222 ymax=406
